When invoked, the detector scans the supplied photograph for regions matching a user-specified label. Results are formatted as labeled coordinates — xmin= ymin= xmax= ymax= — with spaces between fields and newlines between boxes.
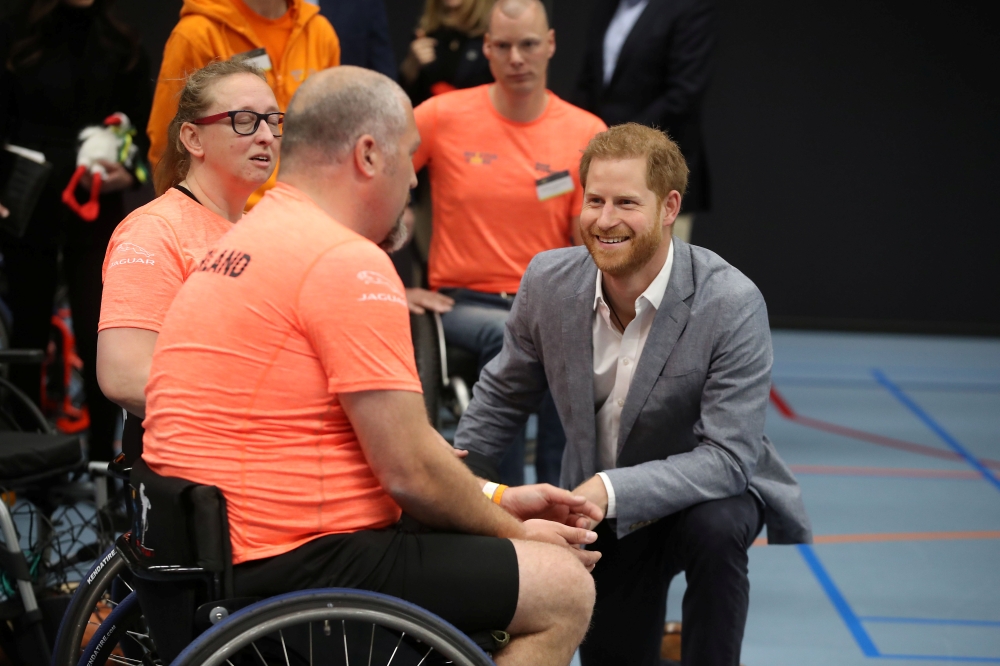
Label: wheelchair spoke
xmin=342 ymin=620 xmax=349 ymax=666
xmin=279 ymin=629 xmax=290 ymax=666
xmin=416 ymin=646 xmax=435 ymax=666
xmin=125 ymin=630 xmax=149 ymax=640
xmin=107 ymin=656 xmax=142 ymax=665
xmin=385 ymin=632 xmax=405 ymax=666
xmin=368 ymin=624 xmax=375 ymax=666
xmin=120 ymin=576 xmax=134 ymax=592
xmin=309 ymin=621 xmax=313 ymax=666
xmin=251 ymin=641 xmax=268 ymax=666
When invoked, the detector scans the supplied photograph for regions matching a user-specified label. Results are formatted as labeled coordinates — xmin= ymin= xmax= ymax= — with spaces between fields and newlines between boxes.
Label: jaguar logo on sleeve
xmin=356 ymin=270 xmax=407 ymax=307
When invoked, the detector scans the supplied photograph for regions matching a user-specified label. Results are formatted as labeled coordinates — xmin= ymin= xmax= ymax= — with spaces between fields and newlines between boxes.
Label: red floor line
xmin=769 ymin=386 xmax=1000 ymax=471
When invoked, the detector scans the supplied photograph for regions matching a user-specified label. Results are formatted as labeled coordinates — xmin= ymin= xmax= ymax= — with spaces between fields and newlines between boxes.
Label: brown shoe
xmin=661 ymin=622 xmax=682 ymax=662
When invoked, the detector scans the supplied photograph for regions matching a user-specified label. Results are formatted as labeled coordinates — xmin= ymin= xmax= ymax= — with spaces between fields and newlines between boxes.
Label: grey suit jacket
xmin=455 ymin=240 xmax=812 ymax=544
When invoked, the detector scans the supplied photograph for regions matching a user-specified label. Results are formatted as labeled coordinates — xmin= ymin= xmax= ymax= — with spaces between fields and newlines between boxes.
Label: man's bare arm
xmin=96 ymin=328 xmax=159 ymax=417
xmin=340 ymin=390 xmax=600 ymax=566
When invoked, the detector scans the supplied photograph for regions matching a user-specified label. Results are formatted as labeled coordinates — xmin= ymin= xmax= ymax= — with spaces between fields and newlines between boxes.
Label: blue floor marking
xmin=872 ymin=369 xmax=1000 ymax=493
xmin=860 ymin=617 xmax=1000 ymax=627
xmin=797 ymin=544 xmax=880 ymax=657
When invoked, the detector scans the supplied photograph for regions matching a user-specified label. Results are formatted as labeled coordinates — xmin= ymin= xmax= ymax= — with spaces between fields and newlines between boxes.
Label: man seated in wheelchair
xmin=137 ymin=65 xmax=603 ymax=666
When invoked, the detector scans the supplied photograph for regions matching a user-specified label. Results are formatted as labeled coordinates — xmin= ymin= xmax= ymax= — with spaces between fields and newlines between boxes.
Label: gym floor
xmin=569 ymin=330 xmax=1000 ymax=665
xmin=16 ymin=330 xmax=997 ymax=665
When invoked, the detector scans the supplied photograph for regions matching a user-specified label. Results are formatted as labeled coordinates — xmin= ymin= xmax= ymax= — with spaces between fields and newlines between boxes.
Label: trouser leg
xmin=675 ymin=492 xmax=763 ymax=666
xmin=0 ymin=239 xmax=58 ymax=427
xmin=535 ymin=390 xmax=566 ymax=485
xmin=580 ymin=520 xmax=672 ymax=666
xmin=580 ymin=493 xmax=763 ymax=666
xmin=672 ymin=213 xmax=695 ymax=243
xmin=441 ymin=291 xmax=525 ymax=484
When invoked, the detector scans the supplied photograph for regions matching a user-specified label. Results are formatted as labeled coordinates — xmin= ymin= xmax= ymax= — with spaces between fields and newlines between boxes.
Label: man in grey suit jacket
xmin=456 ymin=123 xmax=811 ymax=666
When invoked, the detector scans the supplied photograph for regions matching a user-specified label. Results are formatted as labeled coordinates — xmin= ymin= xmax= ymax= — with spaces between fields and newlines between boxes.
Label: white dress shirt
xmin=603 ymin=0 xmax=651 ymax=85
xmin=594 ymin=241 xmax=674 ymax=518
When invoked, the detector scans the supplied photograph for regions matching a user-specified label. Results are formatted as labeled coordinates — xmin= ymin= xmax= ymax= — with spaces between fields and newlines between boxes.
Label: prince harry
xmin=457 ymin=124 xmax=812 ymax=666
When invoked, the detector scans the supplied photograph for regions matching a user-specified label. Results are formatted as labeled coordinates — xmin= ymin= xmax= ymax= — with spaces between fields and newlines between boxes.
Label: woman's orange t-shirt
xmin=99 ymin=188 xmax=233 ymax=333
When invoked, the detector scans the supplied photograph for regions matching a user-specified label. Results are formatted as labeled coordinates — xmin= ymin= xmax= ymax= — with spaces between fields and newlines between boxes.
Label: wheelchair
xmin=410 ymin=311 xmax=479 ymax=430
xmin=68 ymin=458 xmax=501 ymax=666
xmin=0 ymin=347 xmax=115 ymax=665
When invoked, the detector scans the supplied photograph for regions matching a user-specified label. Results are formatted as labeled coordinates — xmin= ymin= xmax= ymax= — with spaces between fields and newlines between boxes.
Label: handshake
xmin=486 ymin=477 xmax=610 ymax=571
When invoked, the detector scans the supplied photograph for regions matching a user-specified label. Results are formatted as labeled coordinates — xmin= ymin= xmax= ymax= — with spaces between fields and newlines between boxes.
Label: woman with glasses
xmin=96 ymin=58 xmax=280 ymax=463
xmin=400 ymin=0 xmax=495 ymax=107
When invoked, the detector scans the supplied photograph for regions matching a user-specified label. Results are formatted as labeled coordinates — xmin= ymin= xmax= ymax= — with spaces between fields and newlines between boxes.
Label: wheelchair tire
xmin=410 ymin=312 xmax=441 ymax=428
xmin=172 ymin=588 xmax=495 ymax=666
xmin=51 ymin=545 xmax=132 ymax=666
xmin=75 ymin=591 xmax=153 ymax=666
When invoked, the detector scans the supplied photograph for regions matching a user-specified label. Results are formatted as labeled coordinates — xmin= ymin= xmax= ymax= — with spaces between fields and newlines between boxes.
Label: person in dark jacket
xmin=0 ymin=0 xmax=151 ymax=462
xmin=319 ymin=0 xmax=397 ymax=78
xmin=400 ymin=0 xmax=495 ymax=107
xmin=574 ymin=0 xmax=714 ymax=243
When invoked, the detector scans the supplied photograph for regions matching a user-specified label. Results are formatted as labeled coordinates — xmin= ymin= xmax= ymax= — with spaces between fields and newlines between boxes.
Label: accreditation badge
xmin=235 ymin=47 xmax=273 ymax=72
xmin=535 ymin=170 xmax=574 ymax=201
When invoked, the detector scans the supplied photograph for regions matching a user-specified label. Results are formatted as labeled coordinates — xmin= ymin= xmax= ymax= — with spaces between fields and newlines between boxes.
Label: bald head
xmin=281 ymin=66 xmax=411 ymax=170
xmin=490 ymin=0 xmax=549 ymax=32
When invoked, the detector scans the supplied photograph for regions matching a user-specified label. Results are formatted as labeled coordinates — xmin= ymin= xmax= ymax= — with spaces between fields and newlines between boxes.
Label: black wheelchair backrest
xmin=126 ymin=459 xmax=233 ymax=592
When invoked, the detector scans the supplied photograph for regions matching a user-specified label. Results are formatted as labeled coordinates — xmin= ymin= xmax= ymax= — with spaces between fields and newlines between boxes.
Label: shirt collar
xmin=593 ymin=239 xmax=675 ymax=312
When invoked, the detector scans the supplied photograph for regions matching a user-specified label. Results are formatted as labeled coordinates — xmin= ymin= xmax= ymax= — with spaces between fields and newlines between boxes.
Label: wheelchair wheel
xmin=51 ymin=545 xmax=133 ymax=666
xmin=173 ymin=588 xmax=495 ymax=666
xmin=76 ymin=590 xmax=154 ymax=666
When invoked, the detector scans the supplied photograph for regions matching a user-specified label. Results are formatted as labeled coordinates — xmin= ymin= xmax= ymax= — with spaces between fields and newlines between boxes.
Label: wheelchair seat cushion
xmin=0 ymin=432 xmax=82 ymax=482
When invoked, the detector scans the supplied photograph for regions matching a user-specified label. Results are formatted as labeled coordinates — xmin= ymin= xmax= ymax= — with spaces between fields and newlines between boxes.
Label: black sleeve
xmin=0 ymin=21 xmax=15 ymax=144
xmin=634 ymin=0 xmax=715 ymax=124
xmin=572 ymin=14 xmax=600 ymax=111
xmin=367 ymin=0 xmax=398 ymax=80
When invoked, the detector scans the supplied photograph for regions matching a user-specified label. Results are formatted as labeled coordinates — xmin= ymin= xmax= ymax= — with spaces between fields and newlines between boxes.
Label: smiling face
xmin=182 ymin=73 xmax=280 ymax=192
xmin=483 ymin=2 xmax=555 ymax=96
xmin=580 ymin=157 xmax=671 ymax=277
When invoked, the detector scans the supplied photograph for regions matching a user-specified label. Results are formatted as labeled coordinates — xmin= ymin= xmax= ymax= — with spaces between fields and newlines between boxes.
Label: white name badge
xmin=236 ymin=47 xmax=272 ymax=72
xmin=536 ymin=170 xmax=574 ymax=201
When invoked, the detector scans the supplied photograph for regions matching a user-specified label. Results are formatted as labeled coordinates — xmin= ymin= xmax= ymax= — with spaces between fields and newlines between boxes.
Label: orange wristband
xmin=492 ymin=484 xmax=508 ymax=505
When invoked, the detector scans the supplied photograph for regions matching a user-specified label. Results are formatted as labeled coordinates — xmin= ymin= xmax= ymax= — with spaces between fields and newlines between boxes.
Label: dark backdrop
xmin=121 ymin=0 xmax=1000 ymax=334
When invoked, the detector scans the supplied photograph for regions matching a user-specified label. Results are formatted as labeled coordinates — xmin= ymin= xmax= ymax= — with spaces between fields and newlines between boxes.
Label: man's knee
xmin=508 ymin=540 xmax=595 ymax=635
xmin=681 ymin=494 xmax=760 ymax=560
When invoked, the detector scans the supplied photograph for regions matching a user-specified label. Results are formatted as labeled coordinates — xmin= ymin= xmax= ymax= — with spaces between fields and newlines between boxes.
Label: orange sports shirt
xmin=142 ymin=183 xmax=417 ymax=564
xmin=232 ymin=0 xmax=295 ymax=70
xmin=99 ymin=188 xmax=233 ymax=333
xmin=413 ymin=85 xmax=607 ymax=294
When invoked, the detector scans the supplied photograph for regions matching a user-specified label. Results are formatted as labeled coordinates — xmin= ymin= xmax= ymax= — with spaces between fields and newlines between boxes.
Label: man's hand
xmin=406 ymin=288 xmax=454 ymax=315
xmin=521 ymin=519 xmax=601 ymax=571
xmin=501 ymin=483 xmax=603 ymax=528
xmin=409 ymin=30 xmax=437 ymax=66
xmin=572 ymin=475 xmax=610 ymax=529
xmin=80 ymin=161 xmax=134 ymax=194
xmin=0 ymin=200 xmax=8 ymax=218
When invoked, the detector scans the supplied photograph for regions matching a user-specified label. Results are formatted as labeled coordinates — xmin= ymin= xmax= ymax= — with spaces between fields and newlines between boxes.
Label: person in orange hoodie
xmin=147 ymin=0 xmax=340 ymax=207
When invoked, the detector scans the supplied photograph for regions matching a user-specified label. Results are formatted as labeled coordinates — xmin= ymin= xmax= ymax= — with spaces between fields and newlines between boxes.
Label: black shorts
xmin=232 ymin=518 xmax=519 ymax=634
